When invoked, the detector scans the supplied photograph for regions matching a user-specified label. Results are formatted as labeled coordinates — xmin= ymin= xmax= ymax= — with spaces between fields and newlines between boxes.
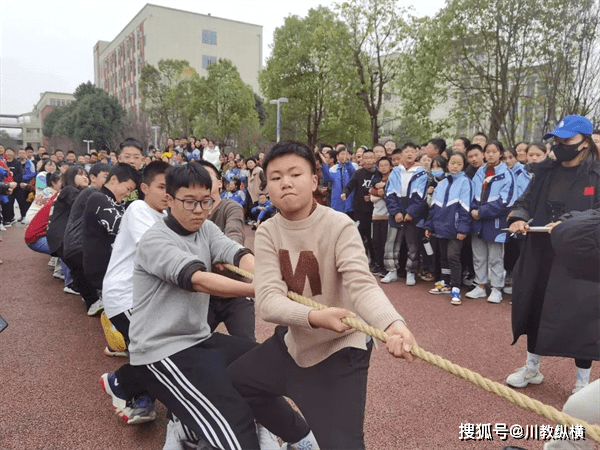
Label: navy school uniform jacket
xmin=321 ymin=161 xmax=357 ymax=213
xmin=471 ymin=162 xmax=516 ymax=243
xmin=385 ymin=165 xmax=428 ymax=228
xmin=424 ymin=171 xmax=473 ymax=239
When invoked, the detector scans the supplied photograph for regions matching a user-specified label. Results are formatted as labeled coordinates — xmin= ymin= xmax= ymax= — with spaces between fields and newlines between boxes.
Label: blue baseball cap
xmin=543 ymin=115 xmax=594 ymax=140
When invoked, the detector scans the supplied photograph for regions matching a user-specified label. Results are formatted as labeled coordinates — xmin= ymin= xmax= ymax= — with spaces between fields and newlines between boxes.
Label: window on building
xmin=202 ymin=30 xmax=217 ymax=45
xmin=202 ymin=55 xmax=218 ymax=69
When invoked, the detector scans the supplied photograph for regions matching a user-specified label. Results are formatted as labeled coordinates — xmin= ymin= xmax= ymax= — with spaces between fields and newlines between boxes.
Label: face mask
xmin=432 ymin=169 xmax=444 ymax=179
xmin=551 ymin=140 xmax=584 ymax=162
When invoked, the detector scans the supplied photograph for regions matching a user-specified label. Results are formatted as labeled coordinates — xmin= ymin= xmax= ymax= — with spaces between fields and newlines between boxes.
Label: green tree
xmin=192 ymin=59 xmax=259 ymax=142
xmin=139 ymin=59 xmax=198 ymax=138
xmin=260 ymin=6 xmax=369 ymax=147
xmin=338 ymin=0 xmax=413 ymax=145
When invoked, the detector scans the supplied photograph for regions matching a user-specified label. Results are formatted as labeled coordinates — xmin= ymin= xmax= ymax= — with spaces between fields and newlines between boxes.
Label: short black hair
xmin=447 ymin=151 xmax=467 ymax=168
xmin=55 ymin=149 xmax=64 ymax=154
xmin=473 ymin=132 xmax=488 ymax=140
xmin=195 ymin=160 xmax=221 ymax=180
xmin=62 ymin=165 xmax=87 ymax=188
xmin=432 ymin=155 xmax=448 ymax=172
xmin=457 ymin=137 xmax=471 ymax=148
xmin=119 ymin=138 xmax=143 ymax=153
xmin=89 ymin=163 xmax=110 ymax=177
xmin=485 ymin=140 xmax=505 ymax=153
xmin=143 ymin=160 xmax=170 ymax=186
xmin=67 ymin=150 xmax=76 ymax=155
xmin=504 ymin=147 xmax=517 ymax=158
xmin=263 ymin=140 xmax=317 ymax=175
xmin=166 ymin=163 xmax=212 ymax=197
xmin=373 ymin=143 xmax=385 ymax=150
xmin=107 ymin=163 xmax=139 ymax=184
xmin=392 ymin=148 xmax=403 ymax=155
xmin=326 ymin=150 xmax=337 ymax=163
xmin=527 ymin=142 xmax=547 ymax=154
xmin=377 ymin=157 xmax=392 ymax=167
xmin=515 ymin=141 xmax=528 ymax=147
xmin=25 ymin=145 xmax=34 ymax=151
xmin=401 ymin=142 xmax=417 ymax=152
xmin=428 ymin=138 xmax=447 ymax=153
xmin=362 ymin=149 xmax=375 ymax=156
xmin=466 ymin=144 xmax=483 ymax=155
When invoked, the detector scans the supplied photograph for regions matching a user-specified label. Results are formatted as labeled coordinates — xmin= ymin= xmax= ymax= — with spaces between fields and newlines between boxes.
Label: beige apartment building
xmin=93 ymin=3 xmax=263 ymax=115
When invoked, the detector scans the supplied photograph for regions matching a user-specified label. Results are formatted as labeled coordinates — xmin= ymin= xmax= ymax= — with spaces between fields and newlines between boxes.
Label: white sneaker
xmin=503 ymin=286 xmax=513 ymax=295
xmin=87 ymin=299 xmax=104 ymax=316
xmin=506 ymin=366 xmax=544 ymax=388
xmin=0 ymin=224 xmax=5 ymax=231
xmin=256 ymin=424 xmax=280 ymax=450
xmin=406 ymin=272 xmax=416 ymax=286
xmin=64 ymin=285 xmax=80 ymax=295
xmin=48 ymin=256 xmax=58 ymax=267
xmin=466 ymin=285 xmax=487 ymax=299
xmin=381 ymin=270 xmax=398 ymax=284
xmin=573 ymin=375 xmax=589 ymax=394
xmin=163 ymin=420 xmax=185 ymax=450
xmin=487 ymin=288 xmax=502 ymax=304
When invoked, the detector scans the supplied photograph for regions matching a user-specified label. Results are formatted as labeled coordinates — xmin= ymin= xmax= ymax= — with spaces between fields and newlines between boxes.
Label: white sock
xmin=576 ymin=367 xmax=591 ymax=384
xmin=290 ymin=431 xmax=319 ymax=450
xmin=526 ymin=352 xmax=541 ymax=370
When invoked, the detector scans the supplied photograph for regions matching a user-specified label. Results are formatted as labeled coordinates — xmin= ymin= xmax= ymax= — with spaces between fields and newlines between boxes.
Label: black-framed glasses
xmin=173 ymin=196 xmax=215 ymax=211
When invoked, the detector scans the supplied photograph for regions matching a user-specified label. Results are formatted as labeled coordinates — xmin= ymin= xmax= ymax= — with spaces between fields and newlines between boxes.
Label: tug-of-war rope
xmin=224 ymin=263 xmax=600 ymax=443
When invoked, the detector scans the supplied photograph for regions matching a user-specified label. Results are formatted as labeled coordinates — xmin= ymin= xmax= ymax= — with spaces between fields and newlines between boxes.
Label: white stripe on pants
xmin=471 ymin=236 xmax=505 ymax=289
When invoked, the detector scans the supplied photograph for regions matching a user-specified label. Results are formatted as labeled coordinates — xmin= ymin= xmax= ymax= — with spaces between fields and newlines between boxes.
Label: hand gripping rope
xmin=224 ymin=263 xmax=600 ymax=443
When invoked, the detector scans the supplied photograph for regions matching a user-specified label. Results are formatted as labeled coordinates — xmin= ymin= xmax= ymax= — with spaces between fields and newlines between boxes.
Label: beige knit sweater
xmin=254 ymin=203 xmax=405 ymax=367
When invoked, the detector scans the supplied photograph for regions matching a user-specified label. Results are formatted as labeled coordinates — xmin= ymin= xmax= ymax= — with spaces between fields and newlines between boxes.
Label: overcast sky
xmin=0 ymin=0 xmax=445 ymax=115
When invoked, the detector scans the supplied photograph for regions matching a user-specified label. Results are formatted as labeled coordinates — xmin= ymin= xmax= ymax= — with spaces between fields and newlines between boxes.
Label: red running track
xmin=1 ymin=224 xmax=597 ymax=450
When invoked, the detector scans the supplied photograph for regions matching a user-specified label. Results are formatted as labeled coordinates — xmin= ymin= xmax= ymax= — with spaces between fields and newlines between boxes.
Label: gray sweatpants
xmin=383 ymin=222 xmax=419 ymax=273
xmin=471 ymin=236 xmax=504 ymax=289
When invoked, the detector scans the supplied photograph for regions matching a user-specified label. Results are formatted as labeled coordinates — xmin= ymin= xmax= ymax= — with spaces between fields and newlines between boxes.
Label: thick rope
xmin=225 ymin=263 xmax=600 ymax=443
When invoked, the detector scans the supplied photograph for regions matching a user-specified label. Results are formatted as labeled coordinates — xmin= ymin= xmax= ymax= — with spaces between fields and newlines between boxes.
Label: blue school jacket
xmin=424 ymin=171 xmax=473 ymax=239
xmin=471 ymin=162 xmax=516 ymax=243
xmin=321 ymin=161 xmax=357 ymax=213
xmin=221 ymin=190 xmax=246 ymax=207
xmin=251 ymin=200 xmax=276 ymax=222
xmin=385 ymin=165 xmax=428 ymax=228
xmin=511 ymin=162 xmax=531 ymax=199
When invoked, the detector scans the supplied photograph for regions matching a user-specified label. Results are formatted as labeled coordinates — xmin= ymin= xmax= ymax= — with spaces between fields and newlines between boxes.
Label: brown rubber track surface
xmin=1 ymin=224 xmax=598 ymax=450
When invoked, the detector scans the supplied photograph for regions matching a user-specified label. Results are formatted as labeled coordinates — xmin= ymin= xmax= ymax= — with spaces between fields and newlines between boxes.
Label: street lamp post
xmin=269 ymin=98 xmax=288 ymax=143
xmin=151 ymin=125 xmax=160 ymax=150
xmin=83 ymin=140 xmax=93 ymax=153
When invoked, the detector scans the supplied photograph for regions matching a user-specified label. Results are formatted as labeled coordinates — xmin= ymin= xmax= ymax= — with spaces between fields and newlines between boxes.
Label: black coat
xmin=509 ymin=157 xmax=600 ymax=360
xmin=46 ymin=185 xmax=82 ymax=256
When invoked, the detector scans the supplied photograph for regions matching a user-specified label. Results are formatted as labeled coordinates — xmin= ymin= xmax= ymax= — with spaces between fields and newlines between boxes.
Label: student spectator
xmin=342 ymin=148 xmax=379 ymax=260
xmin=425 ymin=138 xmax=446 ymax=160
xmin=467 ymin=141 xmax=516 ymax=304
xmin=370 ymin=156 xmax=392 ymax=276
xmin=246 ymin=157 xmax=267 ymax=207
xmin=320 ymin=146 xmax=358 ymax=218
xmin=465 ymin=144 xmax=485 ymax=179
xmin=424 ymin=152 xmax=473 ymax=304
xmin=391 ymin=148 xmax=403 ymax=167
xmin=472 ymin=132 xmax=488 ymax=149
xmin=226 ymin=141 xmax=416 ymax=450
xmin=82 ymin=163 xmax=138 ymax=315
xmin=224 ymin=158 xmax=242 ymax=184
xmin=526 ymin=142 xmax=548 ymax=165
xmin=62 ymin=163 xmax=111 ymax=303
xmin=54 ymin=149 xmax=65 ymax=167
xmin=453 ymin=137 xmax=471 ymax=154
xmin=384 ymin=139 xmax=396 ymax=156
xmin=250 ymin=193 xmax=276 ymax=230
xmin=221 ymin=179 xmax=246 ymax=207
xmin=202 ymin=138 xmax=221 ymax=169
xmin=65 ymin=150 xmax=77 ymax=165
xmin=373 ymin=143 xmax=386 ymax=161
xmin=1 ymin=149 xmax=26 ymax=224
xmin=99 ymin=161 xmax=169 ymax=425
xmin=382 ymin=143 xmax=428 ymax=286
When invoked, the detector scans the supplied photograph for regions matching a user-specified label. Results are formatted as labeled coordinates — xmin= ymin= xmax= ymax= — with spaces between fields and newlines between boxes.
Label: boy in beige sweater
xmin=227 ymin=141 xmax=417 ymax=449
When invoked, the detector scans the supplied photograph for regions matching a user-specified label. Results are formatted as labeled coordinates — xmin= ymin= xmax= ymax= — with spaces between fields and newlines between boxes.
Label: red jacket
xmin=24 ymin=193 xmax=58 ymax=244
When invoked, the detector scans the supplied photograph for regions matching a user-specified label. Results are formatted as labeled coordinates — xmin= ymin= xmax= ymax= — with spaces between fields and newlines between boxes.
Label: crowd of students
xmin=0 ymin=118 xmax=599 ymax=449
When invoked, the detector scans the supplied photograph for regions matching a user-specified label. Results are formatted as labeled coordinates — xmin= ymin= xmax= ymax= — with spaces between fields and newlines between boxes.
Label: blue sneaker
xmin=128 ymin=394 xmax=156 ymax=425
xmin=100 ymin=372 xmax=133 ymax=423
xmin=450 ymin=287 xmax=461 ymax=305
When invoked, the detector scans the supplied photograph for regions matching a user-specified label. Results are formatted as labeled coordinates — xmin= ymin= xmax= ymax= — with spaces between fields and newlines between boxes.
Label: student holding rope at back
xmin=226 ymin=141 xmax=417 ymax=450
